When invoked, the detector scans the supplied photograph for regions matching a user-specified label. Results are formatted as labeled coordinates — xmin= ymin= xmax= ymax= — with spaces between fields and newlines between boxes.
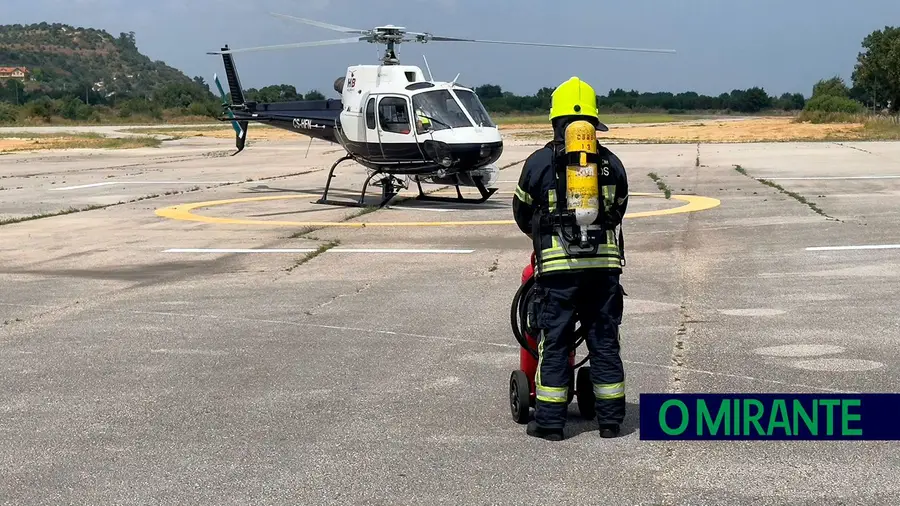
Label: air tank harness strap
xmin=564 ymin=151 xmax=602 ymax=166
xmin=531 ymin=206 xmax=545 ymax=277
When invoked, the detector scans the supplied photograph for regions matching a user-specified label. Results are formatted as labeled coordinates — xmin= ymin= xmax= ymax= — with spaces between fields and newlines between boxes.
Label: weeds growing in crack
xmin=286 ymin=240 xmax=340 ymax=272
xmin=346 ymin=206 xmax=379 ymax=221
xmin=734 ymin=165 xmax=839 ymax=221
xmin=647 ymin=172 xmax=672 ymax=199
xmin=0 ymin=203 xmax=112 ymax=225
xmin=288 ymin=226 xmax=322 ymax=239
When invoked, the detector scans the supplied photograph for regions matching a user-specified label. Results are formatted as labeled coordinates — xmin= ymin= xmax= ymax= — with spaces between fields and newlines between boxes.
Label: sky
xmin=3 ymin=0 xmax=899 ymax=100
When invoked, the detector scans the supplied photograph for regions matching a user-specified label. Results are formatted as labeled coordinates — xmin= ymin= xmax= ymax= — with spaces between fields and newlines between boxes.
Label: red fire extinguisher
xmin=509 ymin=252 xmax=594 ymax=424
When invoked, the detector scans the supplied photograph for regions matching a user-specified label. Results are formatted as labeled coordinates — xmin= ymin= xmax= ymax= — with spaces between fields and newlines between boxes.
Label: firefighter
xmin=513 ymin=76 xmax=629 ymax=441
xmin=415 ymin=108 xmax=432 ymax=134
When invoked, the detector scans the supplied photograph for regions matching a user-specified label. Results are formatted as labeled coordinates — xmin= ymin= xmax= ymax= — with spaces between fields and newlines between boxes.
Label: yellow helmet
xmin=549 ymin=76 xmax=608 ymax=131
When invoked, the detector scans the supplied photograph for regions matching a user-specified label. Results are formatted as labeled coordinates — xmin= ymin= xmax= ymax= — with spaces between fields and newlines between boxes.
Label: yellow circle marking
xmin=155 ymin=192 xmax=720 ymax=227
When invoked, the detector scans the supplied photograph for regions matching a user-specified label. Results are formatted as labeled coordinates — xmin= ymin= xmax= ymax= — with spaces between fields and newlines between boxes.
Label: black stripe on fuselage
xmin=340 ymin=140 xmax=503 ymax=174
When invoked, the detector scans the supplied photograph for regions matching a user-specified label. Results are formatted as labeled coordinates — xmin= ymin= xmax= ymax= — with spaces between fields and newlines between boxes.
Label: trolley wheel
xmin=576 ymin=366 xmax=596 ymax=420
xmin=509 ymin=370 xmax=531 ymax=424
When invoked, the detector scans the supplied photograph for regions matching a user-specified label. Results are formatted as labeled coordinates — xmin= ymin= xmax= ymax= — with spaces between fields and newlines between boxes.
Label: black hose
xmin=510 ymin=275 xmax=538 ymax=359
xmin=510 ymin=274 xmax=590 ymax=367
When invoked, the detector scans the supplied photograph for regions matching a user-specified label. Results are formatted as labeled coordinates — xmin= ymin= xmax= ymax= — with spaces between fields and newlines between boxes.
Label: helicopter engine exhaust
xmin=333 ymin=77 xmax=345 ymax=94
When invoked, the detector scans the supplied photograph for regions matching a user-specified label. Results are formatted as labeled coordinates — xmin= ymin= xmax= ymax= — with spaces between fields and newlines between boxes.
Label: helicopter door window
xmin=365 ymin=98 xmax=376 ymax=129
xmin=378 ymin=97 xmax=412 ymax=135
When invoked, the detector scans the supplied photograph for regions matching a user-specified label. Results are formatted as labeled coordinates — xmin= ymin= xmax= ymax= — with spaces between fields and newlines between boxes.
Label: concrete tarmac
xmin=1 ymin=131 xmax=899 ymax=505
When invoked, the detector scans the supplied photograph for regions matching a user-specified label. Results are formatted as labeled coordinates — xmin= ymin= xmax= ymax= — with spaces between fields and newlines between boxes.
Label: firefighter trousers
xmin=532 ymin=270 xmax=626 ymax=429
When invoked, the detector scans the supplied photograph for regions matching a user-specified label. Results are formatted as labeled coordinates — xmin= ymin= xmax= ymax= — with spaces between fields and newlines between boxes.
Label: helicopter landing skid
xmin=413 ymin=177 xmax=498 ymax=204
xmin=315 ymin=156 xmax=405 ymax=208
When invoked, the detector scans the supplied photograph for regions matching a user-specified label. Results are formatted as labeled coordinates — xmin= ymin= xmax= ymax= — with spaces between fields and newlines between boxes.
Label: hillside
xmin=0 ymin=22 xmax=198 ymax=98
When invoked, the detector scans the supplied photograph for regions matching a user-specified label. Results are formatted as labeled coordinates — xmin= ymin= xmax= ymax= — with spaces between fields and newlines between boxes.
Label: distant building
xmin=0 ymin=67 xmax=29 ymax=80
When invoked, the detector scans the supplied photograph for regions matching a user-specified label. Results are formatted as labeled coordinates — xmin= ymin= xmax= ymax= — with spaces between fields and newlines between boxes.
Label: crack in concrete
xmin=304 ymin=283 xmax=373 ymax=316
xmin=733 ymin=164 xmax=841 ymax=222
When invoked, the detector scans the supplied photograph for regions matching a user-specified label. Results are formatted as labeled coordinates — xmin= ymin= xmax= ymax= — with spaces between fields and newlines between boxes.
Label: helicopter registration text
xmin=293 ymin=118 xmax=326 ymax=130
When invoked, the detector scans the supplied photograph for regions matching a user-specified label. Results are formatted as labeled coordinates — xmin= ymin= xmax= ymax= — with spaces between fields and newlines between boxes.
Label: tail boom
xmin=212 ymin=45 xmax=342 ymax=152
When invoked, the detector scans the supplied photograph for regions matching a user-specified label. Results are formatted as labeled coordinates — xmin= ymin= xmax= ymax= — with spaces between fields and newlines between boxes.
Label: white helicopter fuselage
xmin=332 ymin=64 xmax=503 ymax=182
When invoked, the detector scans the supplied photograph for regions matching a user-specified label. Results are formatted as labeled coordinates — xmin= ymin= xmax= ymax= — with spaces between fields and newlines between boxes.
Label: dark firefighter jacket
xmin=513 ymin=139 xmax=629 ymax=275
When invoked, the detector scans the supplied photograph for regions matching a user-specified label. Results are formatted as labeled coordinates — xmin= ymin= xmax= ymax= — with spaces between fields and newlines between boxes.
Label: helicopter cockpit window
xmin=378 ymin=97 xmax=411 ymax=134
xmin=453 ymin=89 xmax=495 ymax=128
xmin=412 ymin=90 xmax=474 ymax=132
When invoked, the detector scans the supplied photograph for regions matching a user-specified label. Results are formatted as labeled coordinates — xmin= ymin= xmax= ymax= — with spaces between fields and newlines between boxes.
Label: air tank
xmin=563 ymin=120 xmax=600 ymax=244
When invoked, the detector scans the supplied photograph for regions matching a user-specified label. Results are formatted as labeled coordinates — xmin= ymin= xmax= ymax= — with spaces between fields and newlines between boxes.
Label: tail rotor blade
xmin=208 ymin=37 xmax=364 ymax=55
xmin=213 ymin=74 xmax=243 ymax=137
xmin=269 ymin=13 xmax=368 ymax=34
xmin=427 ymin=35 xmax=676 ymax=54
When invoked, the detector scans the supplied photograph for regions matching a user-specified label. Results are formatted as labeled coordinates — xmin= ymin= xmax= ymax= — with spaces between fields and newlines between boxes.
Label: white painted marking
xmin=753 ymin=344 xmax=846 ymax=357
xmin=806 ymin=244 xmax=900 ymax=251
xmin=51 ymin=181 xmax=234 ymax=191
xmin=763 ymin=176 xmax=900 ymax=180
xmin=790 ymin=358 xmax=885 ymax=372
xmin=719 ymin=308 xmax=786 ymax=316
xmin=164 ymin=248 xmax=316 ymax=253
xmin=163 ymin=248 xmax=475 ymax=254
xmin=50 ymin=182 xmax=117 ymax=191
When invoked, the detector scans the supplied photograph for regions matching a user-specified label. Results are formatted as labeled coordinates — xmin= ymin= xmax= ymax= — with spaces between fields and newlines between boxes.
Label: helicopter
xmin=208 ymin=13 xmax=675 ymax=208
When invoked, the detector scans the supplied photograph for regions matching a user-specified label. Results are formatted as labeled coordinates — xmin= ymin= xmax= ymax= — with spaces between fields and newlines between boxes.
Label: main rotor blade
xmin=428 ymin=36 xmax=676 ymax=54
xmin=208 ymin=37 xmax=364 ymax=55
xmin=269 ymin=13 xmax=368 ymax=34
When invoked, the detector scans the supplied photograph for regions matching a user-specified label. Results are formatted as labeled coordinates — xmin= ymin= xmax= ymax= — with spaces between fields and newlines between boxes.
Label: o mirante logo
xmin=640 ymin=394 xmax=900 ymax=440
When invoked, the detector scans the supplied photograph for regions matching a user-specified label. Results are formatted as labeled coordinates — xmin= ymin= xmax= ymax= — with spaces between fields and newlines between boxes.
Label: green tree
xmin=851 ymin=26 xmax=900 ymax=112
xmin=475 ymin=84 xmax=503 ymax=99
xmin=812 ymin=76 xmax=850 ymax=98
xmin=305 ymin=89 xmax=325 ymax=100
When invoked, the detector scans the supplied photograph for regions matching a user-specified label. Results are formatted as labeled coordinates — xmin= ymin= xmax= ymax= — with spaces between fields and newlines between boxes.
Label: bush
xmin=60 ymin=98 xmax=93 ymax=121
xmin=117 ymin=98 xmax=162 ymax=119
xmin=24 ymin=96 xmax=61 ymax=121
xmin=188 ymin=101 xmax=219 ymax=118
xmin=798 ymin=95 xmax=867 ymax=122
xmin=0 ymin=102 xmax=19 ymax=123
xmin=803 ymin=94 xmax=865 ymax=114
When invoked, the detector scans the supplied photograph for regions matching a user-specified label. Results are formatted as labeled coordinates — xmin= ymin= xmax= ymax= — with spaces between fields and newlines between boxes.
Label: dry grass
xmin=9 ymin=113 xmax=217 ymax=127
xmin=494 ymin=112 xmax=708 ymax=128
xmin=511 ymin=116 xmax=900 ymax=143
xmin=130 ymin=124 xmax=305 ymax=141
xmin=0 ymin=132 xmax=162 ymax=152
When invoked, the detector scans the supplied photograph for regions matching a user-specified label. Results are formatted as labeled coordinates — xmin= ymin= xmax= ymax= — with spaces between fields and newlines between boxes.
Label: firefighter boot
xmin=599 ymin=423 xmax=621 ymax=438
xmin=526 ymin=421 xmax=565 ymax=441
